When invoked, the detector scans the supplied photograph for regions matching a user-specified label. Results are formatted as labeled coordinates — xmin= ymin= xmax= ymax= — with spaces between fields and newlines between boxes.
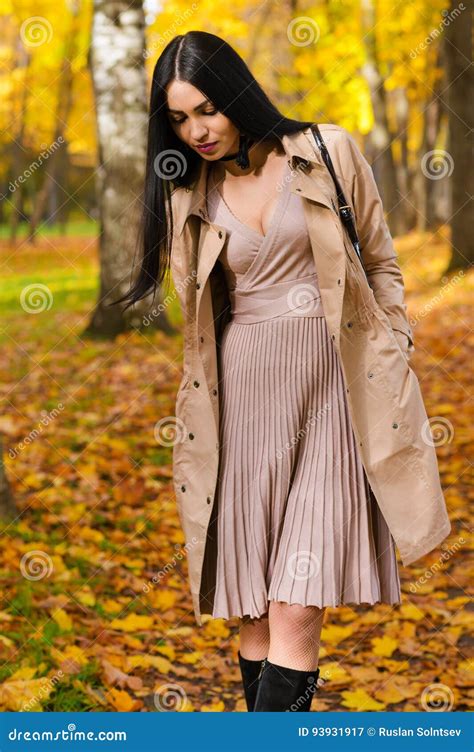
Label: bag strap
xmin=310 ymin=123 xmax=366 ymax=276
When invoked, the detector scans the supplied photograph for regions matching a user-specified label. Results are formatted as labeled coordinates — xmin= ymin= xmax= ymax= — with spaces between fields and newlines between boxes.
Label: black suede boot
xmin=253 ymin=658 xmax=321 ymax=711
xmin=238 ymin=650 xmax=266 ymax=711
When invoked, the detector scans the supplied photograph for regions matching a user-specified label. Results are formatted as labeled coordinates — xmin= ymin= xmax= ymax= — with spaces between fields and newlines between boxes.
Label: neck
xmin=217 ymin=136 xmax=284 ymax=179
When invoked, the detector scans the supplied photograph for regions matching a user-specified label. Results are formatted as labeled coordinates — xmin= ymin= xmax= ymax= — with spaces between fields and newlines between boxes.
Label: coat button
xmin=367 ymin=371 xmax=373 ymax=378
xmin=392 ymin=422 xmax=399 ymax=429
xmin=189 ymin=432 xmax=195 ymax=440
xmin=218 ymin=231 xmax=223 ymax=238
xmin=193 ymin=380 xmax=200 ymax=388
xmin=181 ymin=484 xmax=186 ymax=492
xmin=347 ymin=322 xmax=353 ymax=328
xmin=337 ymin=278 xmax=341 ymax=285
xmin=200 ymin=336 xmax=204 ymax=343
xmin=196 ymin=282 xmax=201 ymax=289
xmin=206 ymin=496 xmax=212 ymax=504
xmin=331 ymin=334 xmax=335 ymax=340
xmin=212 ymin=388 xmax=217 ymax=396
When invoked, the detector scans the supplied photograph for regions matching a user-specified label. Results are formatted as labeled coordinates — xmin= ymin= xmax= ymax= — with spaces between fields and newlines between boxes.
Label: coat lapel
xmin=172 ymin=127 xmax=348 ymax=347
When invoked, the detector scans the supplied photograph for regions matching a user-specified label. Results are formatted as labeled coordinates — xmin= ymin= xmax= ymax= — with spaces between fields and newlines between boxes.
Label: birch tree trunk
xmin=88 ymin=0 xmax=174 ymax=337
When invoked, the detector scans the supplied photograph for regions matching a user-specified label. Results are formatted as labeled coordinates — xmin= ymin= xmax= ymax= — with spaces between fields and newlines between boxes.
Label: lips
xmin=196 ymin=141 xmax=218 ymax=151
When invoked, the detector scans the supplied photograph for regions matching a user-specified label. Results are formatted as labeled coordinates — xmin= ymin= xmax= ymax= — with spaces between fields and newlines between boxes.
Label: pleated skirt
xmin=212 ymin=315 xmax=402 ymax=620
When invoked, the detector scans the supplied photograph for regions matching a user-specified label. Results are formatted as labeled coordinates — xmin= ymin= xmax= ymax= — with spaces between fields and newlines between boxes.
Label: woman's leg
xmin=238 ymin=612 xmax=270 ymax=659
xmin=267 ymin=601 xmax=325 ymax=670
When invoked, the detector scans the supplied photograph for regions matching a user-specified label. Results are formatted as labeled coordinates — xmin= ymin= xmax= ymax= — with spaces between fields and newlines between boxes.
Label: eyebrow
xmin=167 ymin=99 xmax=212 ymax=114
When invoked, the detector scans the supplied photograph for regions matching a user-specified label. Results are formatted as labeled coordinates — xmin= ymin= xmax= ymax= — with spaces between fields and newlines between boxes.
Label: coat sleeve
xmin=338 ymin=128 xmax=415 ymax=360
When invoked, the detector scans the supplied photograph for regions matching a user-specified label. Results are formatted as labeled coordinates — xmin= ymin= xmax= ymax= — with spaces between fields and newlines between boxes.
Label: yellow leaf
xmin=201 ymin=700 xmax=226 ymax=712
xmin=321 ymin=624 xmax=354 ymax=644
xmin=102 ymin=599 xmax=123 ymax=614
xmin=126 ymin=655 xmax=173 ymax=674
xmin=0 ymin=678 xmax=54 ymax=711
xmin=10 ymin=666 xmax=36 ymax=681
xmin=374 ymin=685 xmax=405 ymax=705
xmin=341 ymin=689 xmax=385 ymax=711
xmin=318 ymin=661 xmax=350 ymax=684
xmin=110 ymin=614 xmax=154 ymax=632
xmin=181 ymin=651 xmax=203 ymax=665
xmin=371 ymin=636 xmax=398 ymax=657
xmin=203 ymin=619 xmax=230 ymax=638
xmin=155 ymin=645 xmax=176 ymax=661
xmin=76 ymin=589 xmax=96 ymax=607
xmin=149 ymin=589 xmax=178 ymax=610
xmin=51 ymin=645 xmax=88 ymax=670
xmin=399 ymin=603 xmax=425 ymax=620
xmin=77 ymin=526 xmax=104 ymax=543
xmin=51 ymin=608 xmax=73 ymax=631
xmin=106 ymin=687 xmax=139 ymax=712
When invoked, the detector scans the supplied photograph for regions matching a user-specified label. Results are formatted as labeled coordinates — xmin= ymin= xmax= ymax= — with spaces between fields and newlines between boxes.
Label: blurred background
xmin=0 ymin=0 xmax=472 ymax=712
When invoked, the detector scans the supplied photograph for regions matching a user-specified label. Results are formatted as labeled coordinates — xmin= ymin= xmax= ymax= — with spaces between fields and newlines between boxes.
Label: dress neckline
xmin=207 ymin=159 xmax=289 ymax=241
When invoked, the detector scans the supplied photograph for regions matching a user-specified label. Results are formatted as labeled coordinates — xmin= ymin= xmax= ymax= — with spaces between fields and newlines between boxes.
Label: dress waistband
xmin=229 ymin=273 xmax=325 ymax=324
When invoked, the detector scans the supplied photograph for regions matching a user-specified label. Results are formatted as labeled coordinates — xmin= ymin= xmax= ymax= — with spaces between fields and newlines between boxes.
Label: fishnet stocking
xmin=267 ymin=601 xmax=325 ymax=671
xmin=238 ymin=613 xmax=270 ymax=660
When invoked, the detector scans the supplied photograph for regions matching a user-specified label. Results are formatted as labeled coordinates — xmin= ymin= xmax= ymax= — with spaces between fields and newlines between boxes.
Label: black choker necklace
xmin=216 ymin=136 xmax=256 ymax=169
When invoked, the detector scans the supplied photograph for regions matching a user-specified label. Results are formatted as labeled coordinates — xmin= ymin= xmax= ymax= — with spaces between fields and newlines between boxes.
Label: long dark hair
xmin=113 ymin=30 xmax=314 ymax=311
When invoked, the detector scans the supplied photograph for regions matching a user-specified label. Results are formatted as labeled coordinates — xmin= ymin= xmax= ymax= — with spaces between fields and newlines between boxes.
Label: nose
xmin=189 ymin=120 xmax=209 ymax=143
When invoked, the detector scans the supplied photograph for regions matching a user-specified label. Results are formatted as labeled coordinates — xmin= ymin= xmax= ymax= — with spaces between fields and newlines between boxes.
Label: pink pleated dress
xmin=206 ymin=161 xmax=401 ymax=621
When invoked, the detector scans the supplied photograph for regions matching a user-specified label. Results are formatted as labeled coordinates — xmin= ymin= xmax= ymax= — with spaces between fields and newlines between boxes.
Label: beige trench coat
xmin=169 ymin=123 xmax=451 ymax=626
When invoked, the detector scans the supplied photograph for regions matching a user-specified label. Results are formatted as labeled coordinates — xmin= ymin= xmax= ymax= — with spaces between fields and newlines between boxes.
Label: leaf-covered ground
xmin=0 ymin=230 xmax=472 ymax=712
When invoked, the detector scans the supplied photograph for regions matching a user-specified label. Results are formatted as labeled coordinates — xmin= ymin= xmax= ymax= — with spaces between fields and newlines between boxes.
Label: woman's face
xmin=165 ymin=79 xmax=240 ymax=160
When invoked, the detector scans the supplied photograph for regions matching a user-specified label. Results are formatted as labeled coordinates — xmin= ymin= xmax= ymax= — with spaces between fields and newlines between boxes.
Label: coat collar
xmin=172 ymin=126 xmax=330 ymax=238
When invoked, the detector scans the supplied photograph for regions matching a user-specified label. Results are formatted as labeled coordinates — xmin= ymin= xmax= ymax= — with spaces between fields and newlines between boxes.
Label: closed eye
xmin=169 ymin=108 xmax=219 ymax=124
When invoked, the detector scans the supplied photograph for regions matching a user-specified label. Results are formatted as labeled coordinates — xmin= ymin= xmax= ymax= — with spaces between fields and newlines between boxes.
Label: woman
xmin=115 ymin=31 xmax=451 ymax=712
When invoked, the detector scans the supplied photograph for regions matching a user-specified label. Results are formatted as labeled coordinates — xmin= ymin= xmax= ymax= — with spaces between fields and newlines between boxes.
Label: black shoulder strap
xmin=310 ymin=123 xmax=366 ymax=275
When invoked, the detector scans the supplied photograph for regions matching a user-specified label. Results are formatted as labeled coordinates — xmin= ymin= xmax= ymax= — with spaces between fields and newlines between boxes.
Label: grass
xmin=0 ymin=219 xmax=99 ymax=240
